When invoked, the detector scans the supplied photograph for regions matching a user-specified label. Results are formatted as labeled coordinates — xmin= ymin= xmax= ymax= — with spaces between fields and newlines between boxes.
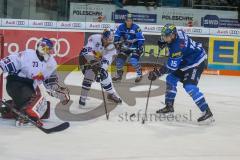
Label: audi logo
xmin=16 ymin=21 xmax=25 ymax=25
xmin=101 ymin=24 xmax=110 ymax=28
xmin=192 ymin=28 xmax=202 ymax=33
xmin=25 ymin=37 xmax=70 ymax=57
xmin=44 ymin=22 xmax=53 ymax=26
xmin=72 ymin=23 xmax=81 ymax=27
xmin=229 ymin=30 xmax=240 ymax=35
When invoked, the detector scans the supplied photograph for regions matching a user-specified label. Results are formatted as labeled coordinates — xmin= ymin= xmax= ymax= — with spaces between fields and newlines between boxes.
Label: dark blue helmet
xmin=125 ymin=13 xmax=133 ymax=21
xmin=161 ymin=24 xmax=177 ymax=36
xmin=102 ymin=28 xmax=114 ymax=41
xmin=103 ymin=29 xmax=111 ymax=39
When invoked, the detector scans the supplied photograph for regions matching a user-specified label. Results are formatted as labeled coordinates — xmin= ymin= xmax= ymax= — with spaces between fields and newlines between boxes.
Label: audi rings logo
xmin=229 ymin=30 xmax=240 ymax=35
xmin=16 ymin=21 xmax=25 ymax=25
xmin=26 ymin=37 xmax=70 ymax=57
xmin=44 ymin=22 xmax=54 ymax=26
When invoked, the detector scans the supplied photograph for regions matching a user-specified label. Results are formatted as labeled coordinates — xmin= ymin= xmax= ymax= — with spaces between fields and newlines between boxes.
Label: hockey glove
xmin=148 ymin=68 xmax=161 ymax=81
xmin=47 ymin=84 xmax=70 ymax=105
xmin=90 ymin=59 xmax=101 ymax=75
xmin=158 ymin=39 xmax=167 ymax=49
xmin=96 ymin=68 xmax=108 ymax=82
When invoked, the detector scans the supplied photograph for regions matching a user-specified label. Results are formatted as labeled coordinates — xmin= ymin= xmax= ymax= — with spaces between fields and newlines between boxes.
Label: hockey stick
xmin=142 ymin=47 xmax=162 ymax=124
xmin=100 ymin=84 xmax=109 ymax=120
xmin=0 ymin=100 xmax=70 ymax=134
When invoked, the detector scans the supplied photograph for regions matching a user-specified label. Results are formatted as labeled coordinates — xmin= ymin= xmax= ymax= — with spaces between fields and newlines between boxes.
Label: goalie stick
xmin=0 ymin=100 xmax=70 ymax=134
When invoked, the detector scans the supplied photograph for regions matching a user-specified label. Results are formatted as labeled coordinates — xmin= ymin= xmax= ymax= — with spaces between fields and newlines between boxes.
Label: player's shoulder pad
xmin=24 ymin=49 xmax=35 ymax=54
xmin=47 ymin=55 xmax=58 ymax=69
xmin=18 ymin=49 xmax=35 ymax=58
xmin=89 ymin=34 xmax=101 ymax=41
xmin=176 ymin=30 xmax=187 ymax=49
xmin=132 ymin=24 xmax=142 ymax=32
xmin=118 ymin=23 xmax=126 ymax=29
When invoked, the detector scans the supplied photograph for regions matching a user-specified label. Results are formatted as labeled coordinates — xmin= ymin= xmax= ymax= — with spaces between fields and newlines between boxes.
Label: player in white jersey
xmin=79 ymin=29 xmax=122 ymax=106
xmin=0 ymin=38 xmax=70 ymax=126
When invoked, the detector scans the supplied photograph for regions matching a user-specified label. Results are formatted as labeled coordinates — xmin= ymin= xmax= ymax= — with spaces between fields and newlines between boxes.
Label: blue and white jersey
xmin=114 ymin=23 xmax=145 ymax=49
xmin=166 ymin=30 xmax=207 ymax=72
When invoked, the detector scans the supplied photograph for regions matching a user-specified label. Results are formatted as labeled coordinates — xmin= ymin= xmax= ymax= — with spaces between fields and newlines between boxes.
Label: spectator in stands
xmin=113 ymin=0 xmax=123 ymax=8
xmin=143 ymin=0 xmax=160 ymax=8
xmin=123 ymin=0 xmax=138 ymax=5
xmin=113 ymin=0 xmax=137 ymax=8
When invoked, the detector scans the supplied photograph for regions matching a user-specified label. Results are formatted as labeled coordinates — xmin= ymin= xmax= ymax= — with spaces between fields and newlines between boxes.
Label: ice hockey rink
xmin=0 ymin=71 xmax=240 ymax=160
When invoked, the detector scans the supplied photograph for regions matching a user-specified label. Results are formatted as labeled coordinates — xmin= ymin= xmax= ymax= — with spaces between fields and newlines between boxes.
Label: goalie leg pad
xmin=41 ymin=101 xmax=50 ymax=119
xmin=24 ymin=87 xmax=49 ymax=120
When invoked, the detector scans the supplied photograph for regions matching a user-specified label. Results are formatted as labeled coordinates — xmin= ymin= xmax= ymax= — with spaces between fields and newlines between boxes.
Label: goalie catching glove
xmin=46 ymin=84 xmax=70 ymax=105
xmin=44 ymin=74 xmax=70 ymax=105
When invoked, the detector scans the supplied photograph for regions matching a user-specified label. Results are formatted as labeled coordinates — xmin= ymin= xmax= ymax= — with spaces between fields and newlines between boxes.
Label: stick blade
xmin=40 ymin=122 xmax=70 ymax=134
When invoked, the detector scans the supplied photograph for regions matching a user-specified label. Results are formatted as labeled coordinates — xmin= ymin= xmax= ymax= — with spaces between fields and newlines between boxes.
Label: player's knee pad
xmin=184 ymin=84 xmax=208 ymax=112
xmin=166 ymin=74 xmax=179 ymax=87
xmin=165 ymin=74 xmax=178 ymax=105
xmin=130 ymin=57 xmax=140 ymax=68
xmin=131 ymin=53 xmax=140 ymax=60
xmin=101 ymin=76 xmax=113 ymax=94
xmin=184 ymin=84 xmax=204 ymax=102
xmin=116 ymin=57 xmax=125 ymax=69
xmin=184 ymin=84 xmax=199 ymax=96
xmin=82 ymin=79 xmax=92 ymax=91
xmin=82 ymin=70 xmax=95 ymax=90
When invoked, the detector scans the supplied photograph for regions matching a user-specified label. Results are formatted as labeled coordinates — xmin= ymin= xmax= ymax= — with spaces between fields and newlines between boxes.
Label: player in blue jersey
xmin=148 ymin=24 xmax=213 ymax=122
xmin=112 ymin=14 xmax=145 ymax=83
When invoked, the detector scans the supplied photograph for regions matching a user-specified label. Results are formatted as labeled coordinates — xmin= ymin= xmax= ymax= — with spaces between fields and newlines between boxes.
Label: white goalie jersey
xmin=0 ymin=49 xmax=57 ymax=89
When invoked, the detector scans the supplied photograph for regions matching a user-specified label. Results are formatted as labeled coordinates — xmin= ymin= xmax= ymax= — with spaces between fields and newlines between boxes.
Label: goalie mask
xmin=37 ymin=38 xmax=54 ymax=61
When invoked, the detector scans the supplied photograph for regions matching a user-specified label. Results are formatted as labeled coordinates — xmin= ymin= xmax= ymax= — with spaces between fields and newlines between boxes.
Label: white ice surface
xmin=0 ymin=72 xmax=240 ymax=160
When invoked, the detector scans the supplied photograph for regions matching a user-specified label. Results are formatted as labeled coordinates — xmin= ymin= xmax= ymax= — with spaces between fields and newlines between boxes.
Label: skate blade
xmin=198 ymin=117 xmax=215 ymax=126
xmin=158 ymin=112 xmax=174 ymax=117
xmin=107 ymin=99 xmax=122 ymax=104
